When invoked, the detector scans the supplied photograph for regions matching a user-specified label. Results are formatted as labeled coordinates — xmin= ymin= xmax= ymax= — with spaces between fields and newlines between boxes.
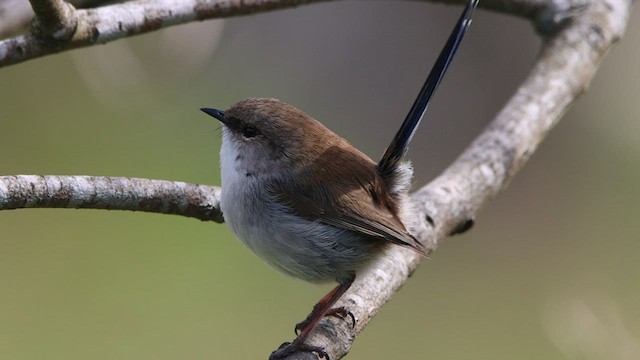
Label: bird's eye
xmin=242 ymin=124 xmax=259 ymax=138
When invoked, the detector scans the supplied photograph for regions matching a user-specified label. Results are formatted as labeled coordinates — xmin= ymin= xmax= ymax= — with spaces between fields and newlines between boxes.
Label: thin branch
xmin=291 ymin=0 xmax=632 ymax=358
xmin=0 ymin=0 xmax=566 ymax=69
xmin=0 ymin=0 xmax=112 ymax=39
xmin=0 ymin=0 xmax=331 ymax=68
xmin=0 ymin=175 xmax=223 ymax=223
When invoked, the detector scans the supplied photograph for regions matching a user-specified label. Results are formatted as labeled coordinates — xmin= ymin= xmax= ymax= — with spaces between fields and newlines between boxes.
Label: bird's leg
xmin=295 ymin=287 xmax=354 ymax=334
xmin=270 ymin=274 xmax=355 ymax=360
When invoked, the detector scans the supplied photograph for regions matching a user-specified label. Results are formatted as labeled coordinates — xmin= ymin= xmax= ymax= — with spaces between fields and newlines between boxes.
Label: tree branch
xmin=0 ymin=0 xmax=331 ymax=68
xmin=288 ymin=0 xmax=632 ymax=358
xmin=28 ymin=0 xmax=78 ymax=42
xmin=0 ymin=0 xmax=633 ymax=358
xmin=0 ymin=0 xmax=571 ymax=69
xmin=0 ymin=0 xmax=112 ymax=39
xmin=0 ymin=175 xmax=222 ymax=222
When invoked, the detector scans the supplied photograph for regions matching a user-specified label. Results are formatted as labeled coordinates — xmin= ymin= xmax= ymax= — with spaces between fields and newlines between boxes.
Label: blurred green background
xmin=1 ymin=2 xmax=639 ymax=359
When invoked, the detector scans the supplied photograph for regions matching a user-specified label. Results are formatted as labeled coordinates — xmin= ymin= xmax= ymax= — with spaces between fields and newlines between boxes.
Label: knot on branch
xmin=533 ymin=0 xmax=589 ymax=35
xmin=30 ymin=0 xmax=78 ymax=44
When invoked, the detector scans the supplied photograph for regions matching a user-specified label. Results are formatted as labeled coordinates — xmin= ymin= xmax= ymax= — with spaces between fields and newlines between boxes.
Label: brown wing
xmin=267 ymin=144 xmax=426 ymax=256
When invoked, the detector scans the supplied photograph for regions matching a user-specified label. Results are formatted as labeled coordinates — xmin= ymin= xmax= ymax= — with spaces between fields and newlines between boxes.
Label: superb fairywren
xmin=201 ymin=1 xmax=478 ymax=358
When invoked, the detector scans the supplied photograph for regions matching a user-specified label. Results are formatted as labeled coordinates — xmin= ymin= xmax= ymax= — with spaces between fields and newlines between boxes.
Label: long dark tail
xmin=377 ymin=0 xmax=479 ymax=178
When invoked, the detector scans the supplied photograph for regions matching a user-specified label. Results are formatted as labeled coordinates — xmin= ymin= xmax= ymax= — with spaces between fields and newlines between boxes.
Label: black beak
xmin=200 ymin=108 xmax=226 ymax=123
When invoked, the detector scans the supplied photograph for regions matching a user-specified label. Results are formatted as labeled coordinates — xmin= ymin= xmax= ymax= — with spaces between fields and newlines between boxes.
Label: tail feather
xmin=377 ymin=0 xmax=479 ymax=179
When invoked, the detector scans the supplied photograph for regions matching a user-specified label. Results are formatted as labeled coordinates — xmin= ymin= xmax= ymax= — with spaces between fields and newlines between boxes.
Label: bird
xmin=201 ymin=1 xmax=478 ymax=358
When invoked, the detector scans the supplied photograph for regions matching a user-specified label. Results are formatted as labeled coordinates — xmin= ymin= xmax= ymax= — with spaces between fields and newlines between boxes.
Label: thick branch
xmin=0 ymin=175 xmax=223 ymax=222
xmin=290 ymin=0 xmax=632 ymax=359
xmin=0 ymin=0 xmax=633 ymax=358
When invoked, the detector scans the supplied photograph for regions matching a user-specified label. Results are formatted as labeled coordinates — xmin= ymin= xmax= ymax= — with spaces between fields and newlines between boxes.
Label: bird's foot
xmin=269 ymin=338 xmax=329 ymax=360
xmin=294 ymin=306 xmax=355 ymax=335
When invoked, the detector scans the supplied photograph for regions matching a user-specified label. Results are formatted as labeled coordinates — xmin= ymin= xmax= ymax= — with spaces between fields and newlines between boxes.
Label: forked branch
xmin=0 ymin=0 xmax=633 ymax=359
xmin=295 ymin=0 xmax=631 ymax=358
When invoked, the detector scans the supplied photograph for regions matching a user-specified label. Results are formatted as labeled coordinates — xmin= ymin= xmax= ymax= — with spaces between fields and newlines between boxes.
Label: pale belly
xmin=220 ymin=180 xmax=381 ymax=284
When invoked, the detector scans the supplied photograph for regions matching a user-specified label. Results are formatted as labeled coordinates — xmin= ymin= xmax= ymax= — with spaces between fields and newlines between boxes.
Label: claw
xmin=294 ymin=320 xmax=306 ymax=336
xmin=295 ymin=306 xmax=356 ymax=335
xmin=269 ymin=339 xmax=329 ymax=360
xmin=325 ymin=307 xmax=356 ymax=328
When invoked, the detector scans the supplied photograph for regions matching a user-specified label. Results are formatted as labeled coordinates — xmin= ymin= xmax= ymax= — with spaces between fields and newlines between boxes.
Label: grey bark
xmin=0 ymin=0 xmax=633 ymax=359
xmin=0 ymin=175 xmax=222 ymax=223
